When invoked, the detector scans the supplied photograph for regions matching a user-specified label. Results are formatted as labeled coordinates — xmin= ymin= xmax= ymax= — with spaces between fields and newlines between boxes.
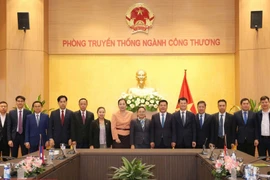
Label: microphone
xmin=201 ymin=138 xmax=208 ymax=155
xmin=56 ymin=148 xmax=67 ymax=160
xmin=249 ymin=156 xmax=269 ymax=164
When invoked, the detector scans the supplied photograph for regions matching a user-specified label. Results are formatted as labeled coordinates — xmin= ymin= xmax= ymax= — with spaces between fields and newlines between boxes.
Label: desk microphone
xmin=249 ymin=156 xmax=269 ymax=164
xmin=201 ymin=138 xmax=208 ymax=155
xmin=56 ymin=148 xmax=67 ymax=160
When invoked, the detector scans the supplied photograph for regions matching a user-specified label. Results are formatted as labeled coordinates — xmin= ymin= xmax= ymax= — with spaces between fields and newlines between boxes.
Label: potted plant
xmin=109 ymin=157 xmax=155 ymax=180
xmin=24 ymin=94 xmax=54 ymax=114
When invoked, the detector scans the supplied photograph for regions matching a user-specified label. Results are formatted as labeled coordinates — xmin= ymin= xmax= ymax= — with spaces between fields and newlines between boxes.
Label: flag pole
xmin=224 ymin=134 xmax=227 ymax=156
xmin=39 ymin=134 xmax=45 ymax=164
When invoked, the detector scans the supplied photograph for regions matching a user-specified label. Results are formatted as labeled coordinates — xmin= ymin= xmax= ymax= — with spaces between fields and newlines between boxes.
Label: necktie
xmin=182 ymin=112 xmax=185 ymax=126
xmin=140 ymin=119 xmax=145 ymax=130
xmin=61 ymin=110 xmax=64 ymax=126
xmin=218 ymin=114 xmax=223 ymax=137
xmin=18 ymin=110 xmax=23 ymax=134
xmin=161 ymin=113 xmax=165 ymax=128
xmin=199 ymin=114 xmax=203 ymax=128
xmin=36 ymin=114 xmax=40 ymax=127
xmin=82 ymin=111 xmax=85 ymax=124
xmin=243 ymin=111 xmax=247 ymax=125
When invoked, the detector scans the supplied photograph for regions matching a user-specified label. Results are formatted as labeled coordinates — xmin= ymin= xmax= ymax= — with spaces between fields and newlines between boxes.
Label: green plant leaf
xmin=109 ymin=157 xmax=155 ymax=180
xmin=37 ymin=94 xmax=41 ymax=101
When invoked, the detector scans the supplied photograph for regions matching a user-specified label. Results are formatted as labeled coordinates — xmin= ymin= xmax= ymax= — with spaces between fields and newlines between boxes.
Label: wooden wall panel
xmin=2 ymin=0 xmax=49 ymax=106
xmin=239 ymin=0 xmax=270 ymax=50
xmin=236 ymin=0 xmax=270 ymax=102
xmin=0 ymin=0 xmax=6 ymax=101
xmin=0 ymin=0 xmax=6 ymax=51
xmin=49 ymin=0 xmax=235 ymax=54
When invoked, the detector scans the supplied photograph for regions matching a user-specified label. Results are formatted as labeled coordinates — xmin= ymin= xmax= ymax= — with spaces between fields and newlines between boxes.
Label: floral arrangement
xmin=121 ymin=93 xmax=163 ymax=112
xmin=212 ymin=156 xmax=241 ymax=179
xmin=16 ymin=156 xmax=45 ymax=177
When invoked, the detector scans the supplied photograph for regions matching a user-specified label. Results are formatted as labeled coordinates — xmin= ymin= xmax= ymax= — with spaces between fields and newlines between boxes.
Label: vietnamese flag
xmin=39 ymin=134 xmax=45 ymax=164
xmin=176 ymin=70 xmax=197 ymax=114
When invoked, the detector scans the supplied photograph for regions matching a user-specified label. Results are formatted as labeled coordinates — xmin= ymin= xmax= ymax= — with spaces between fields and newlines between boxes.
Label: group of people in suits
xmin=0 ymin=95 xmax=113 ymax=158
xmin=0 ymin=95 xmax=269 ymax=159
xmin=113 ymin=96 xmax=270 ymax=158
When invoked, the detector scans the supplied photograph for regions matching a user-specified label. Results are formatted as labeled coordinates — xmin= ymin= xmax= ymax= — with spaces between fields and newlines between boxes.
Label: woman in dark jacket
xmin=89 ymin=107 xmax=113 ymax=148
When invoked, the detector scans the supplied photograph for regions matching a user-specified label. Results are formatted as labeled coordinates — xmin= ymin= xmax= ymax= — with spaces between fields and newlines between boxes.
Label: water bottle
xmin=3 ymin=164 xmax=11 ymax=180
xmin=244 ymin=164 xmax=251 ymax=179
xmin=49 ymin=148 xmax=55 ymax=160
xmin=231 ymin=151 xmax=236 ymax=161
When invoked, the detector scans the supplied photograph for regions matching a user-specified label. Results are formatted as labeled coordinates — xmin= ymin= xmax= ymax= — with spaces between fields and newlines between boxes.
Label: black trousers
xmin=135 ymin=142 xmax=150 ymax=149
xmin=11 ymin=133 xmax=28 ymax=157
xmin=76 ymin=142 xmax=89 ymax=148
xmin=258 ymin=137 xmax=270 ymax=157
xmin=216 ymin=137 xmax=226 ymax=149
xmin=237 ymin=140 xmax=255 ymax=156
xmin=0 ymin=139 xmax=10 ymax=156
xmin=155 ymin=138 xmax=170 ymax=148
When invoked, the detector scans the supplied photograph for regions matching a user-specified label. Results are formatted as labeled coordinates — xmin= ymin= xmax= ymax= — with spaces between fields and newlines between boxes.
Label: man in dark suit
xmin=233 ymin=98 xmax=257 ymax=156
xmin=150 ymin=100 xmax=176 ymax=149
xmin=256 ymin=96 xmax=270 ymax=157
xmin=71 ymin=98 xmax=94 ymax=148
xmin=48 ymin=95 xmax=73 ymax=148
xmin=211 ymin=99 xmax=235 ymax=149
xmin=173 ymin=97 xmax=196 ymax=148
xmin=7 ymin=96 xmax=31 ymax=157
xmin=0 ymin=101 xmax=10 ymax=156
xmin=130 ymin=106 xmax=151 ymax=149
xmin=25 ymin=101 xmax=49 ymax=153
xmin=195 ymin=100 xmax=213 ymax=148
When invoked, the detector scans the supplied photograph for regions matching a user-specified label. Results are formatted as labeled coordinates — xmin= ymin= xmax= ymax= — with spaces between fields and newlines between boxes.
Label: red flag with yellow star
xmin=176 ymin=70 xmax=197 ymax=114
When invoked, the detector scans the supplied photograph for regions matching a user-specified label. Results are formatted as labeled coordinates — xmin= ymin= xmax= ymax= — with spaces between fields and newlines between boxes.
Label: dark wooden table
xmin=0 ymin=149 xmax=269 ymax=180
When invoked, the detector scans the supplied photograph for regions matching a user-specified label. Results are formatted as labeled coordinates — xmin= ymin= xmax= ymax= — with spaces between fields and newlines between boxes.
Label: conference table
xmin=0 ymin=149 xmax=269 ymax=180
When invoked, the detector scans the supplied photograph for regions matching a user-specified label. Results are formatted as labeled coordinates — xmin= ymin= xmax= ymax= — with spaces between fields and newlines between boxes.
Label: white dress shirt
xmin=198 ymin=113 xmax=205 ymax=125
xmin=261 ymin=110 xmax=270 ymax=136
xmin=159 ymin=112 xmax=167 ymax=125
xmin=60 ymin=109 xmax=67 ymax=117
xmin=0 ymin=114 xmax=6 ymax=127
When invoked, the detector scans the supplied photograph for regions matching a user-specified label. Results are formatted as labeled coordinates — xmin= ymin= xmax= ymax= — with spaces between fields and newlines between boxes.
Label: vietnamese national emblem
xmin=125 ymin=3 xmax=155 ymax=34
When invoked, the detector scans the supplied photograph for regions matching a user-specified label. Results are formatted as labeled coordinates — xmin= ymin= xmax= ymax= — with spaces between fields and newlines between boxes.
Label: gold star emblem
xmin=137 ymin=8 xmax=144 ymax=15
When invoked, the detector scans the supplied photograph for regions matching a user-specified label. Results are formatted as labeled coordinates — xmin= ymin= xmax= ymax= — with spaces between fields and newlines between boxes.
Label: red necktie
xmin=18 ymin=110 xmax=23 ymax=134
xmin=61 ymin=110 xmax=64 ymax=126
xmin=82 ymin=112 xmax=85 ymax=124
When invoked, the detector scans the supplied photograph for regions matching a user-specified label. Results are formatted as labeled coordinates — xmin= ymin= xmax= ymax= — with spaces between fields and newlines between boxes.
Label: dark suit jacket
xmin=255 ymin=110 xmax=270 ymax=141
xmin=7 ymin=109 xmax=32 ymax=141
xmin=48 ymin=109 xmax=73 ymax=146
xmin=25 ymin=113 xmax=49 ymax=146
xmin=89 ymin=119 xmax=113 ymax=148
xmin=150 ymin=112 xmax=176 ymax=147
xmin=233 ymin=110 xmax=257 ymax=144
xmin=195 ymin=113 xmax=212 ymax=148
xmin=0 ymin=113 xmax=9 ymax=142
xmin=173 ymin=111 xmax=196 ymax=148
xmin=71 ymin=110 xmax=94 ymax=144
xmin=130 ymin=118 xmax=150 ymax=146
xmin=211 ymin=112 xmax=235 ymax=147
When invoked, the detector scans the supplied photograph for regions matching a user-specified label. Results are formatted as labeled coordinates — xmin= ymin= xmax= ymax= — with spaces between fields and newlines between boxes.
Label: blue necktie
xmin=36 ymin=114 xmax=40 ymax=127
xmin=161 ymin=114 xmax=165 ymax=128
xmin=199 ymin=114 xmax=203 ymax=128
xmin=243 ymin=111 xmax=247 ymax=125
xmin=218 ymin=114 xmax=223 ymax=137
xmin=140 ymin=119 xmax=145 ymax=130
